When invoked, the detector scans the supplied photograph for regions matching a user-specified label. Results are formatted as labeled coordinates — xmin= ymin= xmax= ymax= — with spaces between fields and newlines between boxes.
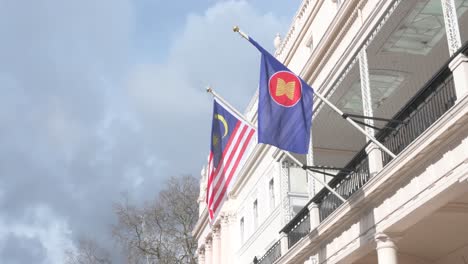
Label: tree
xmin=112 ymin=175 xmax=199 ymax=264
xmin=65 ymin=238 xmax=112 ymax=264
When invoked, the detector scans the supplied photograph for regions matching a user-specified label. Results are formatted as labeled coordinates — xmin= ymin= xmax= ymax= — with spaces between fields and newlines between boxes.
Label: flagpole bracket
xmin=304 ymin=165 xmax=353 ymax=173
xmin=342 ymin=113 xmax=406 ymax=124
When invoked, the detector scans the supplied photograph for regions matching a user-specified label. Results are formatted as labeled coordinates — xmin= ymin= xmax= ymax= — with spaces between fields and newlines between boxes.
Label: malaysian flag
xmin=206 ymin=98 xmax=255 ymax=223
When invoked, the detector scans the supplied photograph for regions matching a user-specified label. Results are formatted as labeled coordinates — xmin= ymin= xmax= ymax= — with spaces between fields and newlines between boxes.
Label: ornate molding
xmin=358 ymin=49 xmax=375 ymax=137
xmin=205 ymin=237 xmax=213 ymax=250
xmin=212 ymin=225 xmax=221 ymax=240
xmin=275 ymin=0 xmax=314 ymax=59
xmin=441 ymin=0 xmax=462 ymax=55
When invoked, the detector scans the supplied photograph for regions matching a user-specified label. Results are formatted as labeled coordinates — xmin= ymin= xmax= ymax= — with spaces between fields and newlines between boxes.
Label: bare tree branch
xmin=112 ymin=175 xmax=199 ymax=264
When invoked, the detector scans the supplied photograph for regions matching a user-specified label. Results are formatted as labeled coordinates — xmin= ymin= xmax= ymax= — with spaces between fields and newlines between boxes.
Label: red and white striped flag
xmin=206 ymin=99 xmax=255 ymax=223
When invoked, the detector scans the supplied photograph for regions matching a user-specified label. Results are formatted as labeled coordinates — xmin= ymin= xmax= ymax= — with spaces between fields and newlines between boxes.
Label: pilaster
xmin=280 ymin=160 xmax=293 ymax=225
xmin=280 ymin=231 xmax=289 ymax=256
xmin=308 ymin=202 xmax=320 ymax=230
xmin=205 ymin=238 xmax=212 ymax=264
xmin=306 ymin=134 xmax=316 ymax=199
xmin=366 ymin=142 xmax=383 ymax=177
xmin=212 ymin=226 xmax=221 ymax=264
xmin=221 ymin=215 xmax=230 ymax=264
xmin=198 ymin=248 xmax=205 ymax=264
xmin=449 ymin=53 xmax=468 ymax=102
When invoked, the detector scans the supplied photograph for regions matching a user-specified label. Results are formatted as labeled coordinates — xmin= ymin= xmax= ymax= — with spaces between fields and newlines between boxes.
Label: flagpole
xmin=206 ymin=87 xmax=347 ymax=203
xmin=232 ymin=26 xmax=396 ymax=159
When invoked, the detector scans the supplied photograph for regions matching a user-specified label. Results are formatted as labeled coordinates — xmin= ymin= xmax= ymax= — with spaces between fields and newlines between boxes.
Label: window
xmin=240 ymin=217 xmax=245 ymax=244
xmin=253 ymin=200 xmax=258 ymax=229
xmin=269 ymin=179 xmax=275 ymax=211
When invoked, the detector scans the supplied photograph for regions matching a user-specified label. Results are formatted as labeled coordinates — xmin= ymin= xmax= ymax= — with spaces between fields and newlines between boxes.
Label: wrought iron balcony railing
xmin=280 ymin=150 xmax=370 ymax=250
xmin=255 ymin=239 xmax=281 ymax=264
xmin=377 ymin=67 xmax=456 ymax=165
xmin=286 ymin=208 xmax=311 ymax=248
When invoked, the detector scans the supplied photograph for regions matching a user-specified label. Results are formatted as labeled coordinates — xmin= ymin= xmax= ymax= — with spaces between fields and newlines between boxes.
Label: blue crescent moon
xmin=214 ymin=114 xmax=229 ymax=138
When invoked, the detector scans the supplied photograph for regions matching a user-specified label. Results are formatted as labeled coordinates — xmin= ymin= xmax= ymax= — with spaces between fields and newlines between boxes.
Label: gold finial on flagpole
xmin=206 ymin=86 xmax=213 ymax=94
xmin=232 ymin=26 xmax=248 ymax=40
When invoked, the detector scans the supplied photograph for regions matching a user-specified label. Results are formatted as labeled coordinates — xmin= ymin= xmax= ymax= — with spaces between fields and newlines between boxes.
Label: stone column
xmin=359 ymin=48 xmax=383 ymax=176
xmin=221 ymin=215 xmax=230 ymax=264
xmin=227 ymin=213 xmax=237 ymax=264
xmin=375 ymin=233 xmax=398 ymax=264
xmin=198 ymin=248 xmax=205 ymax=264
xmin=308 ymin=202 xmax=320 ymax=230
xmin=212 ymin=226 xmax=221 ymax=264
xmin=449 ymin=54 xmax=468 ymax=101
xmin=205 ymin=238 xmax=212 ymax=264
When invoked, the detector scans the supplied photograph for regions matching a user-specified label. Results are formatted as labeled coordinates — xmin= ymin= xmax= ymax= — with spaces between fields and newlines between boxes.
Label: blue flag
xmin=248 ymin=37 xmax=313 ymax=154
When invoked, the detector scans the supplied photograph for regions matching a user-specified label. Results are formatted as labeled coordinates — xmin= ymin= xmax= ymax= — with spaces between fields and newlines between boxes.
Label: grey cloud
xmin=0 ymin=234 xmax=47 ymax=264
xmin=0 ymin=0 xmax=292 ymax=263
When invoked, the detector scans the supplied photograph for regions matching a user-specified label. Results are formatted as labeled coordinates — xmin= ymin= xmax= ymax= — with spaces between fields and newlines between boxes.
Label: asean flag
xmin=248 ymin=37 xmax=313 ymax=154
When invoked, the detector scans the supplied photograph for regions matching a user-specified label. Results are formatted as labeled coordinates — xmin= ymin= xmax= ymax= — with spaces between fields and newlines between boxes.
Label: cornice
xmin=276 ymin=0 xmax=323 ymax=62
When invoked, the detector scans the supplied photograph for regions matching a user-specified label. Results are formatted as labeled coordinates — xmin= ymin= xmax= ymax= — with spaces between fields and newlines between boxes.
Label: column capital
xmin=212 ymin=225 xmax=221 ymax=239
xmin=281 ymin=159 xmax=293 ymax=168
xmin=221 ymin=215 xmax=229 ymax=226
xmin=198 ymin=247 xmax=205 ymax=255
xmin=198 ymin=247 xmax=206 ymax=264
xmin=374 ymin=233 xmax=399 ymax=250
xmin=205 ymin=237 xmax=213 ymax=250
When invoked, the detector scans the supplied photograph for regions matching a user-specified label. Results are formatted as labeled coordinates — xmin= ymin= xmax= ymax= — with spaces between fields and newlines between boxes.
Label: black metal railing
xmin=377 ymin=41 xmax=468 ymax=165
xmin=377 ymin=67 xmax=456 ymax=165
xmin=312 ymin=150 xmax=370 ymax=221
xmin=279 ymin=205 xmax=311 ymax=250
xmin=276 ymin=41 xmax=468 ymax=255
xmin=286 ymin=209 xmax=310 ymax=248
xmin=256 ymin=240 xmax=281 ymax=264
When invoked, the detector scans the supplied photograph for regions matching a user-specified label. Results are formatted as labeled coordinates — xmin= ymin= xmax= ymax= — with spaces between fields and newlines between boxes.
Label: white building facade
xmin=193 ymin=0 xmax=468 ymax=264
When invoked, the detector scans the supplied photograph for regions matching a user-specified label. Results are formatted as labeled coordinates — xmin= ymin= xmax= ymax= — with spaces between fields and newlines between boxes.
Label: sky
xmin=0 ymin=0 xmax=301 ymax=263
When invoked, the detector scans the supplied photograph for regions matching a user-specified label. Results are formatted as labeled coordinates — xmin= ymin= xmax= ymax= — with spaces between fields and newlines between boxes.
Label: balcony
xmin=281 ymin=49 xmax=460 ymax=251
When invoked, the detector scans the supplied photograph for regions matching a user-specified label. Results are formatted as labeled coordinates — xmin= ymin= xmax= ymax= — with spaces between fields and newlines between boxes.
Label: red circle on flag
xmin=268 ymin=71 xmax=302 ymax=107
